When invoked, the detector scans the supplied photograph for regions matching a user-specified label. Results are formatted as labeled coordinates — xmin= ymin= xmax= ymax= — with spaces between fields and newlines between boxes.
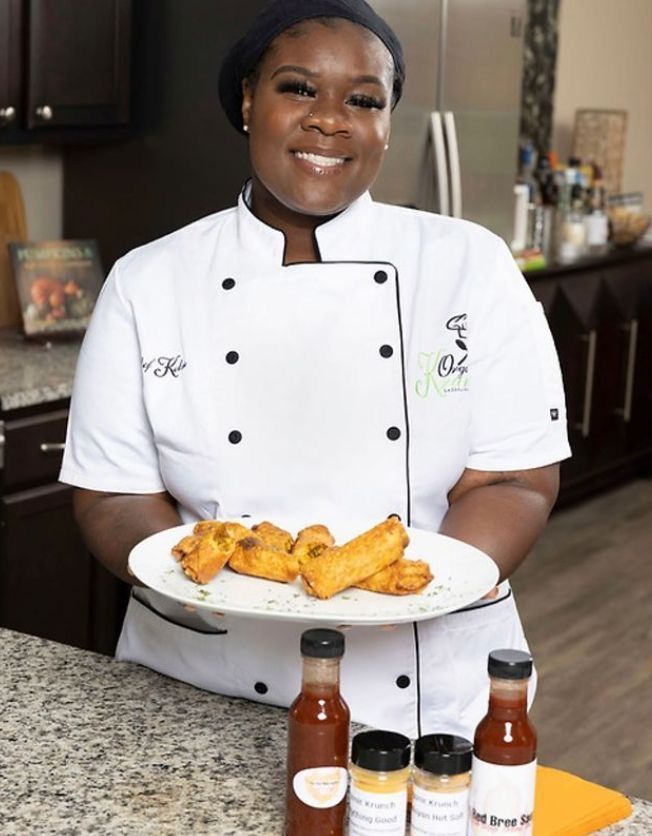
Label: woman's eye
xmin=348 ymin=94 xmax=386 ymax=110
xmin=277 ymin=80 xmax=316 ymax=98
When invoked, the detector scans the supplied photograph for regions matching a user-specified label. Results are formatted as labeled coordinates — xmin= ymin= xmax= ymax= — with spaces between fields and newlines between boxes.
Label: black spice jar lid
xmin=351 ymin=730 xmax=411 ymax=772
xmin=300 ymin=628 xmax=345 ymax=659
xmin=414 ymin=734 xmax=472 ymax=775
xmin=488 ymin=649 xmax=533 ymax=680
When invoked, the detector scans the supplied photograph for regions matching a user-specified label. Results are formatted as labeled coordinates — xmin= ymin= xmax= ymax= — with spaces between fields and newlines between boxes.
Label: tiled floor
xmin=511 ymin=479 xmax=652 ymax=799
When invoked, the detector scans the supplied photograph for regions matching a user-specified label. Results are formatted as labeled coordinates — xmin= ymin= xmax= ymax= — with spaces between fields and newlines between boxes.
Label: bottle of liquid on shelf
xmin=469 ymin=649 xmax=537 ymax=836
xmin=286 ymin=628 xmax=350 ymax=836
xmin=558 ymin=169 xmax=587 ymax=263
xmin=518 ymin=141 xmax=544 ymax=252
xmin=584 ymin=164 xmax=609 ymax=255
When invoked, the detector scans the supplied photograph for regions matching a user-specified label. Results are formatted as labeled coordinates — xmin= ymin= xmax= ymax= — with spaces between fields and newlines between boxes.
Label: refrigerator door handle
xmin=444 ymin=111 xmax=463 ymax=219
xmin=430 ymin=111 xmax=450 ymax=216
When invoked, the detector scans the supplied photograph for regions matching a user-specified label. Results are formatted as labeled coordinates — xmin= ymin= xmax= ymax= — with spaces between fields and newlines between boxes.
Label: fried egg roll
xmin=193 ymin=520 xmax=252 ymax=541
xmin=292 ymin=524 xmax=335 ymax=570
xmin=229 ymin=536 xmax=298 ymax=583
xmin=354 ymin=558 xmax=433 ymax=595
xmin=251 ymin=521 xmax=293 ymax=553
xmin=179 ymin=532 xmax=235 ymax=585
xmin=300 ymin=518 xmax=409 ymax=599
xmin=171 ymin=534 xmax=202 ymax=562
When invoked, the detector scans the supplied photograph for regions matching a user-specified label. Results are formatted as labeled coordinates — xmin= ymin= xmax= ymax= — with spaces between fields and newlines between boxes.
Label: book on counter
xmin=8 ymin=239 xmax=104 ymax=338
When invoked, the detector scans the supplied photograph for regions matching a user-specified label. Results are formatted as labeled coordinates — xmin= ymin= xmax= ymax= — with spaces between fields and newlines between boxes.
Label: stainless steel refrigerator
xmin=369 ymin=0 xmax=527 ymax=244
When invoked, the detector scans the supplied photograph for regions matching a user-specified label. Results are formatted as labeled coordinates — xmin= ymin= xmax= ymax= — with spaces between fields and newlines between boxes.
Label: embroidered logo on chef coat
xmin=415 ymin=314 xmax=469 ymax=398
xmin=141 ymin=354 xmax=187 ymax=378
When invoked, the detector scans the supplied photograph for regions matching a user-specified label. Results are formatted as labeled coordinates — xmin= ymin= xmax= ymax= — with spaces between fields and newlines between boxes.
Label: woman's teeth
xmin=294 ymin=152 xmax=346 ymax=168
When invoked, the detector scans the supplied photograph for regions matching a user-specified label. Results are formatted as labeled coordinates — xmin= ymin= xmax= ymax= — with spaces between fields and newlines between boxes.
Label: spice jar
xmin=348 ymin=729 xmax=411 ymax=836
xmin=410 ymin=734 xmax=472 ymax=836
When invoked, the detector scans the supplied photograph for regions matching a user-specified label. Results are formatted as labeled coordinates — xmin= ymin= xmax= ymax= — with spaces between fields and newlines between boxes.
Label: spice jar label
xmin=349 ymin=786 xmax=408 ymax=835
xmin=411 ymin=785 xmax=469 ymax=835
xmin=292 ymin=766 xmax=348 ymax=809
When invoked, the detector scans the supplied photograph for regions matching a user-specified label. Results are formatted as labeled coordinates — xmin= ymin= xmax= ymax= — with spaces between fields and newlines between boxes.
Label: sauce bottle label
xmin=292 ymin=766 xmax=348 ymax=809
xmin=469 ymin=757 xmax=536 ymax=835
xmin=349 ymin=786 xmax=408 ymax=835
xmin=410 ymin=784 xmax=469 ymax=835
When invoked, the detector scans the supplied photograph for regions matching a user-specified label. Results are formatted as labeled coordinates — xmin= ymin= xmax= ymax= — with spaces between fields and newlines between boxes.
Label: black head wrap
xmin=218 ymin=0 xmax=405 ymax=134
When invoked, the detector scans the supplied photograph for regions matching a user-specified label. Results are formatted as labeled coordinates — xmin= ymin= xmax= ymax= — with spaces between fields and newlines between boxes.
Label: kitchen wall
xmin=0 ymin=146 xmax=62 ymax=239
xmin=553 ymin=0 xmax=652 ymax=209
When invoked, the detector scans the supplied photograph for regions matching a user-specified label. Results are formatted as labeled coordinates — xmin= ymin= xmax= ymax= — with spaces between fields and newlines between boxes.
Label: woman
xmin=61 ymin=0 xmax=570 ymax=740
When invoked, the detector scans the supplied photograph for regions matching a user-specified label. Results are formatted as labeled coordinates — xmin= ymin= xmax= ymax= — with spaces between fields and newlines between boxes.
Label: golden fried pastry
xmin=292 ymin=524 xmax=335 ymax=570
xmin=171 ymin=534 xmax=202 ymax=562
xmin=179 ymin=530 xmax=236 ymax=585
xmin=251 ymin=521 xmax=293 ymax=553
xmin=300 ymin=518 xmax=409 ymax=600
xmin=194 ymin=520 xmax=252 ymax=541
xmin=355 ymin=558 xmax=433 ymax=595
xmin=229 ymin=536 xmax=298 ymax=583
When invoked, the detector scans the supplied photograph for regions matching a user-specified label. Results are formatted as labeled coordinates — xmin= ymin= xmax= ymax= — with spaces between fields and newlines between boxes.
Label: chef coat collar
xmin=236 ymin=181 xmax=374 ymax=265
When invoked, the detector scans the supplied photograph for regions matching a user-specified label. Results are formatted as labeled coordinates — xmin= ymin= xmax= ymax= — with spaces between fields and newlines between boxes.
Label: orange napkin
xmin=534 ymin=765 xmax=633 ymax=835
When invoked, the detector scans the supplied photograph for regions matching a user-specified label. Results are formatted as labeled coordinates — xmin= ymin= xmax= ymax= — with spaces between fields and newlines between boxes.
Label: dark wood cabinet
xmin=1 ymin=481 xmax=92 ymax=648
xmin=528 ymin=250 xmax=652 ymax=506
xmin=0 ymin=400 xmax=128 ymax=653
xmin=0 ymin=0 xmax=23 ymax=130
xmin=0 ymin=0 xmax=132 ymax=142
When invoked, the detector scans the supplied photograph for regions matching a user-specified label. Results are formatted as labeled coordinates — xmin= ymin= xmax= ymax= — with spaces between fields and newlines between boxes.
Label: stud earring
xmin=384 ymin=143 xmax=390 ymax=150
xmin=243 ymin=124 xmax=249 ymax=133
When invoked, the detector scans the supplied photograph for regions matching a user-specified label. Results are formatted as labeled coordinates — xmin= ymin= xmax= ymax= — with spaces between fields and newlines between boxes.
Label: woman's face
xmin=242 ymin=19 xmax=394 ymax=221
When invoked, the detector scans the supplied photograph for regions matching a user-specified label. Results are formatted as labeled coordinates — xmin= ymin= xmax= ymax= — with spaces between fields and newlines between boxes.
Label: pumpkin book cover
xmin=9 ymin=240 xmax=103 ymax=337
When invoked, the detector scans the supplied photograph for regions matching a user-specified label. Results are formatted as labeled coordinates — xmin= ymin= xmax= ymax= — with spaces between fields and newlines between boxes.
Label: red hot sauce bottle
xmin=469 ymin=649 xmax=537 ymax=835
xmin=286 ymin=628 xmax=350 ymax=836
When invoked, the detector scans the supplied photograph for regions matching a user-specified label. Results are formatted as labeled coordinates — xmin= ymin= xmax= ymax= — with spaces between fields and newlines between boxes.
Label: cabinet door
xmin=549 ymin=270 xmax=628 ymax=479
xmin=26 ymin=0 xmax=132 ymax=128
xmin=0 ymin=0 xmax=23 ymax=130
xmin=622 ymin=258 xmax=652 ymax=456
xmin=1 ymin=482 xmax=92 ymax=649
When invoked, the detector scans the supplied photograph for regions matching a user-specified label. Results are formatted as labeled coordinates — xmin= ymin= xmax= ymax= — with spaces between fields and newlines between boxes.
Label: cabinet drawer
xmin=2 ymin=409 xmax=68 ymax=492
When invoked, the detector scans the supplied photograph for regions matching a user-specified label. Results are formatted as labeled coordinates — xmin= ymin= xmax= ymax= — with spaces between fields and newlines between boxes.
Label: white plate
xmin=128 ymin=519 xmax=499 ymax=625
xmin=129 ymin=520 xmax=498 ymax=624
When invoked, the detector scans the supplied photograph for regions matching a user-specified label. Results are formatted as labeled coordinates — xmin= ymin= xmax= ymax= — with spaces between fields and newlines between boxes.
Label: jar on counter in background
xmin=410 ymin=734 xmax=472 ymax=836
xmin=349 ymin=730 xmax=411 ymax=836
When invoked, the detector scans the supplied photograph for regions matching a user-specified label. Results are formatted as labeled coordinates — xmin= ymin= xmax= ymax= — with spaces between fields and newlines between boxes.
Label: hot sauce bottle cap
xmin=300 ymin=628 xmax=345 ymax=659
xmin=414 ymin=734 xmax=472 ymax=775
xmin=488 ymin=649 xmax=533 ymax=680
xmin=351 ymin=730 xmax=411 ymax=771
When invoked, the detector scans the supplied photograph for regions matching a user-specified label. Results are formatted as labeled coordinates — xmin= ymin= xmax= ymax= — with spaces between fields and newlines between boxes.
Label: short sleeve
xmin=466 ymin=237 xmax=571 ymax=471
xmin=59 ymin=261 xmax=166 ymax=493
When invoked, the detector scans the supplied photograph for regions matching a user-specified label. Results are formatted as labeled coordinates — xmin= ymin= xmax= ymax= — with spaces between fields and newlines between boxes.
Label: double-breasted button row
xmin=221 ymin=272 xmax=401 ymax=446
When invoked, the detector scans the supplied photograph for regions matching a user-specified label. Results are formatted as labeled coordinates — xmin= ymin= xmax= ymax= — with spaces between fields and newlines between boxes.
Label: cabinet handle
xmin=40 ymin=442 xmax=65 ymax=453
xmin=615 ymin=319 xmax=638 ymax=423
xmin=0 ymin=420 xmax=4 ymax=469
xmin=0 ymin=106 xmax=16 ymax=125
xmin=574 ymin=330 xmax=597 ymax=438
xmin=35 ymin=105 xmax=54 ymax=121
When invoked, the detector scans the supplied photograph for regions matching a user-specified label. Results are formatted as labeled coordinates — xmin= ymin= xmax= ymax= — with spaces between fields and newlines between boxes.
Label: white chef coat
xmin=60 ymin=184 xmax=571 ymax=741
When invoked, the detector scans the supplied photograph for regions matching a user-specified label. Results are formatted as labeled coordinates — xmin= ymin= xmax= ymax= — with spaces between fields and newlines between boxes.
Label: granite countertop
xmin=0 ymin=629 xmax=649 ymax=835
xmin=0 ymin=329 xmax=81 ymax=412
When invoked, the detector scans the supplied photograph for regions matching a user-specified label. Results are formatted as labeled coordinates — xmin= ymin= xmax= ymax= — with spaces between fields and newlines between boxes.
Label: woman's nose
xmin=301 ymin=102 xmax=351 ymax=136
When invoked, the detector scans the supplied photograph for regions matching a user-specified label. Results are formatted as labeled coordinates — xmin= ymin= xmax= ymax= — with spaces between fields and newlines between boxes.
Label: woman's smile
xmin=291 ymin=148 xmax=351 ymax=175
